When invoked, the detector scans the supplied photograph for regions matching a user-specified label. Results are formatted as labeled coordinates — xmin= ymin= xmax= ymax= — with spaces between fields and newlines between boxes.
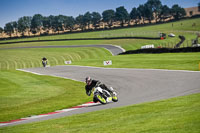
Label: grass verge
xmin=72 ymin=52 xmax=200 ymax=71
xmin=1 ymin=93 xmax=199 ymax=133
xmin=0 ymin=47 xmax=111 ymax=70
xmin=0 ymin=70 xmax=90 ymax=122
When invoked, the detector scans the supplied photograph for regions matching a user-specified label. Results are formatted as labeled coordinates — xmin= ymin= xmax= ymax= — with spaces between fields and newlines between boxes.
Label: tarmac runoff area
xmin=1 ymin=65 xmax=200 ymax=127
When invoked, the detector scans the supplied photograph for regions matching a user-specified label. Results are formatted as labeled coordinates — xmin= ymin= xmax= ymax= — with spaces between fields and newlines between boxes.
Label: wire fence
xmin=100 ymin=31 xmax=160 ymax=38
xmin=157 ymin=40 xmax=199 ymax=48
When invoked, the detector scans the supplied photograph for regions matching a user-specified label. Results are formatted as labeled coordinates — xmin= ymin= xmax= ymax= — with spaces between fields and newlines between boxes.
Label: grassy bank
xmin=0 ymin=70 xmax=90 ymax=122
xmin=0 ymin=18 xmax=199 ymax=51
xmin=1 ymin=93 xmax=199 ymax=133
xmin=0 ymin=46 xmax=200 ymax=71
xmin=0 ymin=18 xmax=199 ymax=43
xmin=72 ymin=52 xmax=200 ymax=71
xmin=0 ymin=47 xmax=111 ymax=70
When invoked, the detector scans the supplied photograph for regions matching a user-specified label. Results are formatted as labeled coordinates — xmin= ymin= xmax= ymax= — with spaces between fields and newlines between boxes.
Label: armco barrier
xmin=0 ymin=36 xmax=160 ymax=45
xmin=119 ymin=47 xmax=200 ymax=55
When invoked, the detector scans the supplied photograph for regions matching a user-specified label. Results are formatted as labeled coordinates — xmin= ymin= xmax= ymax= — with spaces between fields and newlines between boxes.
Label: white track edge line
xmin=56 ymin=65 xmax=200 ymax=73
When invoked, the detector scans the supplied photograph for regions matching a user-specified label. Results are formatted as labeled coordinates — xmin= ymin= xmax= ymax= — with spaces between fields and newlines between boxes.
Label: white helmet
xmin=85 ymin=77 xmax=92 ymax=85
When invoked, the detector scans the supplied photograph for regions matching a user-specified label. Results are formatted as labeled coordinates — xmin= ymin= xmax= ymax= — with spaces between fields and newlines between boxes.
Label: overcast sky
xmin=0 ymin=0 xmax=199 ymax=28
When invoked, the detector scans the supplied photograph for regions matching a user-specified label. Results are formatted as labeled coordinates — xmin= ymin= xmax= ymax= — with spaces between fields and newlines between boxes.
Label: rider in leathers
xmin=85 ymin=77 xmax=113 ymax=102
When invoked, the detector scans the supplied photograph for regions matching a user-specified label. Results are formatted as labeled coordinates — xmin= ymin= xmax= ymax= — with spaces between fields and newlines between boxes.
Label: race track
xmin=0 ymin=44 xmax=125 ymax=56
xmin=2 ymin=65 xmax=200 ymax=127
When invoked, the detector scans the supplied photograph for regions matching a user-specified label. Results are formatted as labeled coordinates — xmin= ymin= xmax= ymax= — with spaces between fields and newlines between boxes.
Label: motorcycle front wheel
xmin=94 ymin=94 xmax=107 ymax=104
xmin=112 ymin=92 xmax=118 ymax=102
xmin=112 ymin=96 xmax=118 ymax=102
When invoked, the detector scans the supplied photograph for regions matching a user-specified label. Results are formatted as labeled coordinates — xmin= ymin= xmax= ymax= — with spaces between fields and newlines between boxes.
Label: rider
xmin=85 ymin=77 xmax=114 ymax=102
xmin=42 ymin=57 xmax=48 ymax=67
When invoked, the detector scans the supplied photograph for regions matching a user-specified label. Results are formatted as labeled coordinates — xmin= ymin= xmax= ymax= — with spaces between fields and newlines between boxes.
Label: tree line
xmin=0 ymin=0 xmax=192 ymax=38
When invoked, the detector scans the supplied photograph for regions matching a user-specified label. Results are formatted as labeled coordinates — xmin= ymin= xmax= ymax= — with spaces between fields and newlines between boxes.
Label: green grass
xmin=0 ymin=40 xmax=104 ymax=49
xmin=1 ymin=93 xmax=199 ymax=133
xmin=0 ymin=47 xmax=111 ymax=70
xmin=0 ymin=44 xmax=200 ymax=71
xmin=0 ymin=70 xmax=90 ymax=122
xmin=72 ymin=52 xmax=200 ymax=71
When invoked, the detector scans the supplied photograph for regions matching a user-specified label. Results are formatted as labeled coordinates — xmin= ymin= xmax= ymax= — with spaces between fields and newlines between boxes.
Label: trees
xmin=76 ymin=14 xmax=85 ymax=31
xmin=83 ymin=12 xmax=92 ymax=29
xmin=171 ymin=4 xmax=186 ymax=20
xmin=4 ymin=22 xmax=14 ymax=37
xmin=56 ymin=15 xmax=66 ymax=33
xmin=0 ymin=27 xmax=3 ymax=36
xmin=42 ymin=16 xmax=51 ymax=34
xmin=160 ymin=5 xmax=171 ymax=22
xmin=0 ymin=2 xmax=191 ymax=38
xmin=17 ymin=16 xmax=32 ymax=36
xmin=130 ymin=7 xmax=140 ymax=25
xmin=115 ymin=6 xmax=129 ymax=27
xmin=137 ymin=5 xmax=145 ymax=24
xmin=146 ymin=0 xmax=162 ymax=23
xmin=48 ymin=15 xmax=58 ymax=33
xmin=12 ymin=21 xmax=18 ymax=36
xmin=91 ymin=12 xmax=101 ymax=29
xmin=64 ymin=16 xmax=75 ymax=32
xmin=48 ymin=15 xmax=56 ymax=32
xmin=31 ymin=14 xmax=43 ymax=35
xmin=144 ymin=3 xmax=154 ymax=23
xmin=102 ymin=9 xmax=115 ymax=28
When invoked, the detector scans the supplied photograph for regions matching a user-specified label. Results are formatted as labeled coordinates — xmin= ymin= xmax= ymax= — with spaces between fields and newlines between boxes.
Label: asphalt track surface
xmin=0 ymin=44 xmax=125 ymax=56
xmin=2 ymin=65 xmax=200 ymax=127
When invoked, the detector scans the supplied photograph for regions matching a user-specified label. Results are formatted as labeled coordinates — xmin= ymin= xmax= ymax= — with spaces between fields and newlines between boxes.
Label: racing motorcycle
xmin=42 ymin=60 xmax=47 ymax=67
xmin=93 ymin=86 xmax=118 ymax=104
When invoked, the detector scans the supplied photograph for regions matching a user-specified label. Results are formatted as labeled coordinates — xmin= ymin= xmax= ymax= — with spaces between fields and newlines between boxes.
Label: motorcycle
xmin=93 ymin=86 xmax=118 ymax=104
xmin=42 ymin=60 xmax=47 ymax=67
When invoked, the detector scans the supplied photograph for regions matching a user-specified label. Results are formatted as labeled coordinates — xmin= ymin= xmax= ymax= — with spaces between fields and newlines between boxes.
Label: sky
xmin=0 ymin=0 xmax=199 ymax=28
